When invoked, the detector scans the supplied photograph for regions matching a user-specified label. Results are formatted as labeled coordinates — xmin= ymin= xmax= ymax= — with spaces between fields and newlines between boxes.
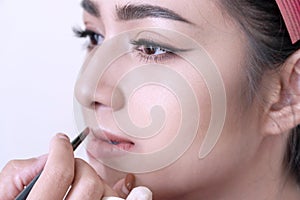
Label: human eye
xmin=73 ymin=27 xmax=104 ymax=50
xmin=130 ymin=39 xmax=184 ymax=63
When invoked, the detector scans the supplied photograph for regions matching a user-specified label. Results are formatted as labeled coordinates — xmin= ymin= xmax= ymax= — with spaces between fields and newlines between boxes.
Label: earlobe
xmin=264 ymin=51 xmax=300 ymax=135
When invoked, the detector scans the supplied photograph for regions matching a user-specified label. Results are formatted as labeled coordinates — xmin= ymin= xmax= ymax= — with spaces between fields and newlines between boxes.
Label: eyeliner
xmin=15 ymin=127 xmax=90 ymax=200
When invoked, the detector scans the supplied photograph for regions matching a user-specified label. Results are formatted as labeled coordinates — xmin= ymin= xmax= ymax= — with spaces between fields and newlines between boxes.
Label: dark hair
xmin=220 ymin=0 xmax=300 ymax=184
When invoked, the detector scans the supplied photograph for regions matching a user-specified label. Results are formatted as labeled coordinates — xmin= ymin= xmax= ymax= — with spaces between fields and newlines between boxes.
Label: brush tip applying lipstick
xmin=72 ymin=127 xmax=90 ymax=150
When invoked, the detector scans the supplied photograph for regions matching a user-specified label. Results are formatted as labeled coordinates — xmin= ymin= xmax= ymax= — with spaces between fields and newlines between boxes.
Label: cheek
xmin=127 ymin=85 xmax=180 ymax=127
xmin=127 ymin=84 xmax=182 ymax=152
xmin=125 ymin=60 xmax=213 ymax=153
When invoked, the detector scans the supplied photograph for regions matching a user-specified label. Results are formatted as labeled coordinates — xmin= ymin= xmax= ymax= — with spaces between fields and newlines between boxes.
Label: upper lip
xmin=91 ymin=127 xmax=135 ymax=145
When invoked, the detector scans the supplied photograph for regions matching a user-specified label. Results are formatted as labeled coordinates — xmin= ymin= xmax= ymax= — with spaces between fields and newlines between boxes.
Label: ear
xmin=263 ymin=49 xmax=300 ymax=135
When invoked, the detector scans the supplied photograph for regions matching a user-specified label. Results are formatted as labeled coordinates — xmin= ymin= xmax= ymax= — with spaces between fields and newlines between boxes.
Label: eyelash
xmin=73 ymin=27 xmax=104 ymax=50
xmin=73 ymin=27 xmax=178 ymax=63
xmin=130 ymin=39 xmax=177 ymax=63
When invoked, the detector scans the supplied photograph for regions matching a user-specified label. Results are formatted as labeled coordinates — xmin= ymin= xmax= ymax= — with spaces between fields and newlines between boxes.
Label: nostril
xmin=92 ymin=102 xmax=102 ymax=109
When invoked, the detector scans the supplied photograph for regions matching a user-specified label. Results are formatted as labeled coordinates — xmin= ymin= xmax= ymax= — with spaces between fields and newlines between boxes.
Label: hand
xmin=0 ymin=133 xmax=133 ymax=200
xmin=0 ymin=154 xmax=47 ymax=199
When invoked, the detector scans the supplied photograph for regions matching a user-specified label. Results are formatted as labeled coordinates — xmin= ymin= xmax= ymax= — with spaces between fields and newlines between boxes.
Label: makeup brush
xmin=15 ymin=127 xmax=90 ymax=200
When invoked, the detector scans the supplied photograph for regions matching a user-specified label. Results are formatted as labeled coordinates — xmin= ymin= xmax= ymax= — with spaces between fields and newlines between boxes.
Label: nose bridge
xmin=74 ymin=31 xmax=132 ymax=110
xmin=74 ymin=70 xmax=98 ymax=109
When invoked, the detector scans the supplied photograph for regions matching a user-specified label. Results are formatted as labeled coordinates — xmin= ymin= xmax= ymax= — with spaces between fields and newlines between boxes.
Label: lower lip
xmin=86 ymin=135 xmax=134 ymax=159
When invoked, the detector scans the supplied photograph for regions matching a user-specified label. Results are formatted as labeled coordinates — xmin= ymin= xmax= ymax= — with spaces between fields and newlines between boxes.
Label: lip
xmin=86 ymin=128 xmax=135 ymax=158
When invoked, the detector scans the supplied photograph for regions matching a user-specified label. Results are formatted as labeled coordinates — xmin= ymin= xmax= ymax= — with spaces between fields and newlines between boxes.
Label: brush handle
xmin=15 ymin=172 xmax=41 ymax=200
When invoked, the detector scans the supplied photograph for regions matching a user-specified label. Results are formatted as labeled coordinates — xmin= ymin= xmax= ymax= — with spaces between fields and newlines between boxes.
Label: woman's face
xmin=75 ymin=0 xmax=263 ymax=198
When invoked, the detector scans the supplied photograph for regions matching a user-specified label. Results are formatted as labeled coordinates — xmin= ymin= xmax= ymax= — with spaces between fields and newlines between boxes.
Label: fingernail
xmin=122 ymin=174 xmax=135 ymax=195
xmin=57 ymin=133 xmax=70 ymax=141
xmin=125 ymin=174 xmax=135 ymax=191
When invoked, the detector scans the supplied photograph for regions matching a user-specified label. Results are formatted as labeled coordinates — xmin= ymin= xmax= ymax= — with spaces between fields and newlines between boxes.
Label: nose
xmin=75 ymin=83 xmax=125 ymax=112
xmin=74 ymin=52 xmax=124 ymax=111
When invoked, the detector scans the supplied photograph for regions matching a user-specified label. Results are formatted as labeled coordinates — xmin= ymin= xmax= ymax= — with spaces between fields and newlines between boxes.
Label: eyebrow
xmin=81 ymin=0 xmax=193 ymax=25
xmin=81 ymin=0 xmax=100 ymax=17
xmin=116 ymin=3 xmax=193 ymax=24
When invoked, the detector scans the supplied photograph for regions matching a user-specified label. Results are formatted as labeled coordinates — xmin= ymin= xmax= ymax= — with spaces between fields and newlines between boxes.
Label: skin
xmin=1 ymin=0 xmax=300 ymax=199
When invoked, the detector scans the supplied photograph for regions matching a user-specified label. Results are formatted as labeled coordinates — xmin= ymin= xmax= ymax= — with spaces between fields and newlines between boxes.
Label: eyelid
xmin=133 ymin=30 xmax=196 ymax=51
xmin=130 ymin=39 xmax=188 ymax=53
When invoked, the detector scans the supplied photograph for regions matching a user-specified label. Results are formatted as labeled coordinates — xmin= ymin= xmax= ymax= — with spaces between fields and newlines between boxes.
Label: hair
xmin=219 ymin=0 xmax=300 ymax=184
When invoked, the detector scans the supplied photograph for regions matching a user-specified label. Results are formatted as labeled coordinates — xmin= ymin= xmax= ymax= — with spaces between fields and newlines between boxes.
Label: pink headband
xmin=275 ymin=0 xmax=300 ymax=44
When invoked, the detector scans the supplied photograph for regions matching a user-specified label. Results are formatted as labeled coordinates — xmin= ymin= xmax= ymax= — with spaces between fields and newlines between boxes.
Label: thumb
xmin=112 ymin=174 xmax=135 ymax=198
xmin=0 ymin=155 xmax=47 ymax=200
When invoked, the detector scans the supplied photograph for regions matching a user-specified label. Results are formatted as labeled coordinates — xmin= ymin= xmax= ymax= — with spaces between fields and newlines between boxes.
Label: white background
xmin=0 ymin=0 xmax=87 ymax=169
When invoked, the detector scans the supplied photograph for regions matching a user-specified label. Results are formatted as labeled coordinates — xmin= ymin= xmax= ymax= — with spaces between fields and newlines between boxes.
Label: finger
xmin=27 ymin=133 xmax=75 ymax=200
xmin=103 ymin=183 xmax=119 ymax=197
xmin=65 ymin=158 xmax=104 ymax=200
xmin=113 ymin=174 xmax=135 ymax=198
xmin=0 ymin=155 xmax=47 ymax=200
xmin=66 ymin=158 xmax=118 ymax=199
